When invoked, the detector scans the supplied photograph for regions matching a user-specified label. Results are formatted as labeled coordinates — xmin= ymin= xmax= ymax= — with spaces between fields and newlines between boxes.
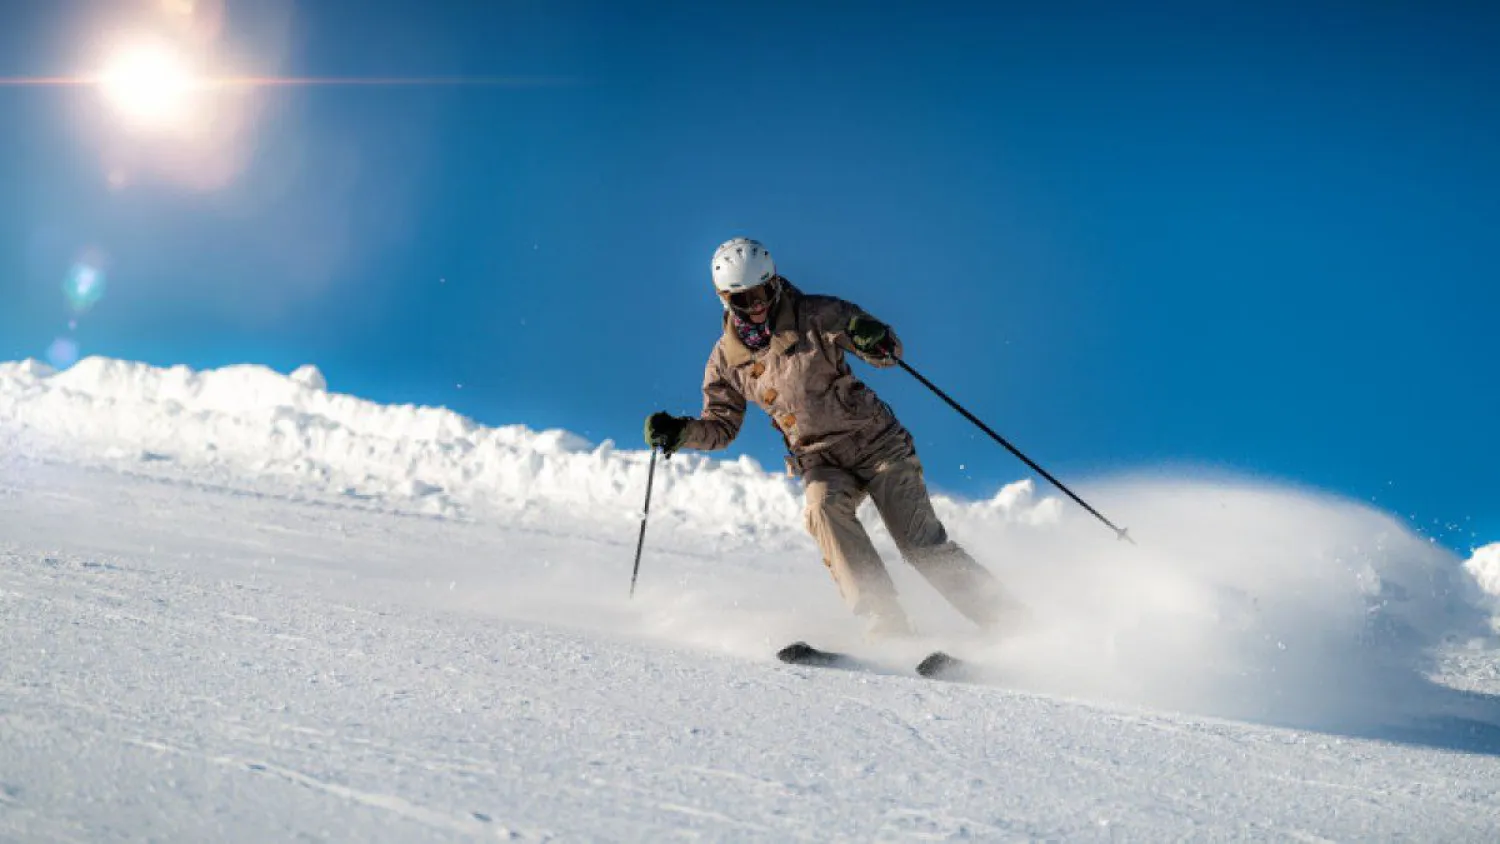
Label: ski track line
xmin=21 ymin=688 xmax=513 ymax=815
xmin=673 ymin=763 xmax=809 ymax=800
xmin=563 ymin=769 xmax=785 ymax=839
xmin=1105 ymin=708 xmax=1491 ymax=813
xmin=825 ymin=686 xmax=965 ymax=768
xmin=120 ymin=736 xmax=520 ymax=840
xmin=653 ymin=800 xmax=779 ymax=834
xmin=758 ymin=667 xmax=1064 ymax=839
xmin=781 ymin=676 xmax=1379 ymax=842
xmin=878 ymin=805 xmax=1014 ymax=840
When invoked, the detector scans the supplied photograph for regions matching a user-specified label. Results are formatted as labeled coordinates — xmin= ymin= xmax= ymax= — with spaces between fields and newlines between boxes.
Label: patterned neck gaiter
xmin=731 ymin=311 xmax=773 ymax=351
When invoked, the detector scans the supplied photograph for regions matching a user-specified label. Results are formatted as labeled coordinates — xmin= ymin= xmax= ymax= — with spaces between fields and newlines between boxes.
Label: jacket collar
xmin=721 ymin=280 xmax=801 ymax=368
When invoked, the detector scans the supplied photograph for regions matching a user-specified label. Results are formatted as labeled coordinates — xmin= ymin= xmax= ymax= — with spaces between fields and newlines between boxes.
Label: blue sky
xmin=1 ymin=1 xmax=1496 ymax=551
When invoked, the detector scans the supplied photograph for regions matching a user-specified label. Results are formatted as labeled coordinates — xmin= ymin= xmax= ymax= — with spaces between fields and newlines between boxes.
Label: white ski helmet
xmin=711 ymin=237 xmax=777 ymax=302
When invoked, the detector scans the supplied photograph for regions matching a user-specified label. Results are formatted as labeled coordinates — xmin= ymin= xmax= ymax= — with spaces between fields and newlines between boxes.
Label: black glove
xmin=644 ymin=411 xmax=690 ymax=455
xmin=848 ymin=314 xmax=896 ymax=359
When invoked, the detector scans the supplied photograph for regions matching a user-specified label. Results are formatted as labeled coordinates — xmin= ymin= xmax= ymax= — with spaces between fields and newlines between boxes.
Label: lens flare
xmin=64 ymin=263 xmax=107 ymax=313
xmin=97 ymin=38 xmax=200 ymax=132
xmin=46 ymin=337 xmax=80 ymax=369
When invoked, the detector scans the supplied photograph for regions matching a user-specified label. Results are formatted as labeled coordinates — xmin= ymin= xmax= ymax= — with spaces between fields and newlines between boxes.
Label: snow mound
xmin=0 ymin=359 xmax=56 ymax=380
xmin=289 ymin=364 xmax=327 ymax=391
xmin=0 ymin=357 xmax=1054 ymax=548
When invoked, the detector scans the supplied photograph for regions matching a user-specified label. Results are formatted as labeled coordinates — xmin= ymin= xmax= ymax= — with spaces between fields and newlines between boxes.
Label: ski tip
xmin=777 ymin=641 xmax=816 ymax=664
xmin=777 ymin=641 xmax=851 ymax=668
xmin=916 ymin=650 xmax=963 ymax=679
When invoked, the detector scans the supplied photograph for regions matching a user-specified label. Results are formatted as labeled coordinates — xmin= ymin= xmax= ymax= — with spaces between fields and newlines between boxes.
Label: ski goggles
xmin=722 ymin=278 xmax=781 ymax=312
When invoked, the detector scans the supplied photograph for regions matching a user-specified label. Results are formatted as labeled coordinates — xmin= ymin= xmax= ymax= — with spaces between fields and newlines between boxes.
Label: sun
xmin=97 ymin=38 xmax=201 ymax=131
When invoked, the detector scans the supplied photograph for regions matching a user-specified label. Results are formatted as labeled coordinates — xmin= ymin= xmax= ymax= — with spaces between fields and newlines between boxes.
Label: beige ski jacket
xmin=680 ymin=281 xmax=913 ymax=474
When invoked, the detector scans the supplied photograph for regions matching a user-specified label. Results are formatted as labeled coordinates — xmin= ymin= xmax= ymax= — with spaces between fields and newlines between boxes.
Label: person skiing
xmin=645 ymin=237 xmax=1017 ymax=638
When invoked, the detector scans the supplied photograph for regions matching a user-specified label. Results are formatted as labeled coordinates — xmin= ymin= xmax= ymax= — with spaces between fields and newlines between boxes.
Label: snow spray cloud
xmin=581 ymin=463 xmax=1495 ymax=735
xmin=1468 ymin=544 xmax=1500 ymax=628
xmin=911 ymin=475 xmax=1493 ymax=731
xmin=585 ymin=461 xmax=1495 ymax=733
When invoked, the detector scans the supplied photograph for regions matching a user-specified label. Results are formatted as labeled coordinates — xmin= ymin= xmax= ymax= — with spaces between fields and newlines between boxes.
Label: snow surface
xmin=3 ymin=357 xmax=1499 ymax=840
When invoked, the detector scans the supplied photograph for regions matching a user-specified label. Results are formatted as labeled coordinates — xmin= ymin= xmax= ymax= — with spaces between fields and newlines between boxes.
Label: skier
xmin=645 ymin=237 xmax=1018 ymax=639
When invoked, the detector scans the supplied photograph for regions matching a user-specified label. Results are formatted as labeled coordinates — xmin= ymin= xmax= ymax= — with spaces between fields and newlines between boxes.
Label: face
xmin=726 ymin=280 xmax=778 ymax=323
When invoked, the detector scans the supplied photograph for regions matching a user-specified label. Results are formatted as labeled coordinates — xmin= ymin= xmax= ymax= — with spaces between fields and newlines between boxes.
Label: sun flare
xmin=97 ymin=39 xmax=200 ymax=130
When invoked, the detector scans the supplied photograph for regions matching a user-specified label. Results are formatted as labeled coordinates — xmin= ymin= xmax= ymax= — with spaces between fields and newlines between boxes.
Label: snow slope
xmin=3 ymin=357 xmax=1499 ymax=840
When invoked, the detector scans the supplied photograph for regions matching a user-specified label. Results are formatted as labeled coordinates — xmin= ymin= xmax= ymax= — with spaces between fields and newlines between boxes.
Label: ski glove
xmin=848 ymin=314 xmax=896 ymax=359
xmin=644 ymin=411 xmax=690 ymax=455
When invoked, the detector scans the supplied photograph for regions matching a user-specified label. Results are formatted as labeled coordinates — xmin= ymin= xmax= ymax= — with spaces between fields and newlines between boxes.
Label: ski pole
xmin=896 ymin=357 xmax=1134 ymax=544
xmin=629 ymin=447 xmax=661 ymax=597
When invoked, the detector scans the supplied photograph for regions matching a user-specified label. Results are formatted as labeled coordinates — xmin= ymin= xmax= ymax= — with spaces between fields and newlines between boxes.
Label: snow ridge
xmin=2 ymin=357 xmax=786 ymax=532
xmin=0 ymin=357 xmax=1053 ymax=547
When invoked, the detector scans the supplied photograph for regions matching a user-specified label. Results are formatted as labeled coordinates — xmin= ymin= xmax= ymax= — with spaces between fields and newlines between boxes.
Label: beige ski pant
xmin=802 ymin=454 xmax=1009 ymax=629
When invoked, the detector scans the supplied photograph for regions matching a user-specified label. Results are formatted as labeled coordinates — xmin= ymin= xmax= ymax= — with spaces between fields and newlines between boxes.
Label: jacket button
xmin=749 ymin=362 xmax=765 ymax=378
xmin=762 ymin=388 xmax=778 ymax=404
xmin=780 ymin=413 xmax=797 ymax=429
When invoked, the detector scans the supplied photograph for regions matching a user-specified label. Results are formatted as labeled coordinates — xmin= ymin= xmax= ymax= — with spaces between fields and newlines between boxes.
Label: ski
xmin=777 ymin=641 xmax=972 ymax=681
xmin=915 ymin=650 xmax=966 ymax=680
xmin=776 ymin=641 xmax=854 ymax=668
